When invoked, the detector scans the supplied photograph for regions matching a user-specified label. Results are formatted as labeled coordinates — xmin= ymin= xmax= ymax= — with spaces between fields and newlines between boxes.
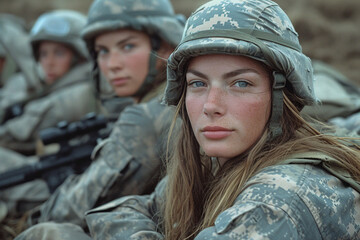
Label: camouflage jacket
xmin=28 ymin=82 xmax=179 ymax=229
xmin=0 ymin=62 xmax=97 ymax=154
xmin=84 ymin=153 xmax=360 ymax=240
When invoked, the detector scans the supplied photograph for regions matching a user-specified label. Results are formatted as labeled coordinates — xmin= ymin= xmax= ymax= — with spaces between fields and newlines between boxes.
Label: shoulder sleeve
xmin=195 ymin=202 xmax=299 ymax=239
xmin=32 ymin=100 xmax=176 ymax=227
xmin=85 ymin=177 xmax=167 ymax=240
xmin=195 ymin=164 xmax=323 ymax=239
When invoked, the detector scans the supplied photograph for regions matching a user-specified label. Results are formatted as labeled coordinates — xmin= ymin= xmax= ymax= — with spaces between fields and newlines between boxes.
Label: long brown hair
xmin=163 ymin=84 xmax=360 ymax=240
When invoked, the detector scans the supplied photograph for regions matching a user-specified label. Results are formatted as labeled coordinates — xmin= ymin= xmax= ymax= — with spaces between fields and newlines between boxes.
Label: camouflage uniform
xmin=17 ymin=0 xmax=184 ymax=233
xmin=13 ymin=0 xmax=360 ymax=239
xmin=302 ymin=60 xmax=360 ymax=123
xmin=0 ymin=14 xmax=42 ymax=119
xmin=0 ymin=146 xmax=49 ymax=218
xmin=79 ymin=0 xmax=358 ymax=239
xmin=0 ymin=10 xmax=97 ymax=155
xmin=83 ymin=152 xmax=360 ymax=239
xmin=0 ymin=10 xmax=97 ymax=221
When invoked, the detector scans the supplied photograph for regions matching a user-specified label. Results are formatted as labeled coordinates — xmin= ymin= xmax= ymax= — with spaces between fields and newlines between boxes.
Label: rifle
xmin=1 ymin=102 xmax=25 ymax=124
xmin=0 ymin=112 xmax=110 ymax=193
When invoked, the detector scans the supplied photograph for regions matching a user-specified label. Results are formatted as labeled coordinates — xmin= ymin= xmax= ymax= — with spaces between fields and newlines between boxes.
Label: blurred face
xmin=185 ymin=54 xmax=272 ymax=165
xmin=39 ymin=41 xmax=74 ymax=84
xmin=95 ymin=29 xmax=152 ymax=99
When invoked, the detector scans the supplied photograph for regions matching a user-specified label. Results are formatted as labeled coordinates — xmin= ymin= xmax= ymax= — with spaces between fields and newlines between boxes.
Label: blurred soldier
xmin=302 ymin=60 xmax=360 ymax=135
xmin=0 ymin=10 xmax=98 ymax=227
xmin=0 ymin=10 xmax=98 ymax=155
xmin=20 ymin=0 xmax=184 ymax=232
xmin=302 ymin=60 xmax=360 ymax=122
xmin=0 ymin=40 xmax=6 ymax=82
xmin=0 ymin=14 xmax=42 ymax=119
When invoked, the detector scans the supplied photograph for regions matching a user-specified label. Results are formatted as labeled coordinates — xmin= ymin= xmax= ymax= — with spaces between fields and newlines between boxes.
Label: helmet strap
xmin=132 ymin=35 xmax=161 ymax=100
xmin=268 ymin=72 xmax=286 ymax=140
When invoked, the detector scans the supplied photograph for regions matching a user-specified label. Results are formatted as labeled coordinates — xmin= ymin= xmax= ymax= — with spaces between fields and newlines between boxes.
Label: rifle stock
xmin=0 ymin=112 xmax=109 ymax=193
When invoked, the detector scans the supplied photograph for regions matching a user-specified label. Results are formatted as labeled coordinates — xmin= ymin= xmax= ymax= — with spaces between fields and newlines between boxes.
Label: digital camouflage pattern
xmin=80 ymin=158 xmax=360 ymax=240
xmin=163 ymin=0 xmax=315 ymax=107
xmin=81 ymin=0 xmax=185 ymax=100
xmin=163 ymin=0 xmax=317 ymax=138
xmin=13 ymin=154 xmax=360 ymax=240
xmin=0 ymin=62 xmax=97 ymax=155
xmin=0 ymin=9 xmax=96 ymax=155
xmin=81 ymin=0 xmax=184 ymax=49
xmin=25 ymin=82 xmax=179 ymax=229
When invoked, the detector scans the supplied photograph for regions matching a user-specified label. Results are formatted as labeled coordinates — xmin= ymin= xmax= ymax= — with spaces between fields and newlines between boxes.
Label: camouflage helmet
xmin=164 ymin=0 xmax=316 ymax=138
xmin=81 ymin=0 xmax=184 ymax=50
xmin=30 ymin=10 xmax=89 ymax=61
xmin=81 ymin=0 xmax=185 ymax=99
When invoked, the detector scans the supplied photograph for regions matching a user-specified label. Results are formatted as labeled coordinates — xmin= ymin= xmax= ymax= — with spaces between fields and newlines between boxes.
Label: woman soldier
xmin=0 ymin=10 xmax=98 ymax=224
xmin=81 ymin=0 xmax=360 ymax=239
xmin=16 ymin=0 xmax=185 ymax=236
xmin=0 ymin=10 xmax=96 ymax=155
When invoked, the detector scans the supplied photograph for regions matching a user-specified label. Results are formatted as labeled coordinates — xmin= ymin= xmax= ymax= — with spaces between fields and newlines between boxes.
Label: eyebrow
xmin=186 ymin=68 xmax=260 ymax=79
xmin=95 ymin=36 xmax=137 ymax=49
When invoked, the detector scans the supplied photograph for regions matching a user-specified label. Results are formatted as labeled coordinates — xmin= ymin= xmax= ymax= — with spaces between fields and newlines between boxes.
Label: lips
xmin=47 ymin=73 xmax=56 ymax=79
xmin=201 ymin=126 xmax=233 ymax=140
xmin=111 ymin=77 xmax=128 ymax=86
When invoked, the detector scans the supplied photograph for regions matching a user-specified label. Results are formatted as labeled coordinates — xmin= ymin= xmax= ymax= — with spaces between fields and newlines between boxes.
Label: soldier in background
xmin=302 ymin=60 xmax=360 ymax=123
xmin=14 ymin=0 xmax=360 ymax=239
xmin=0 ymin=41 xmax=6 ymax=85
xmin=0 ymin=10 xmax=98 ymax=155
xmin=20 ymin=0 xmax=184 ymax=231
xmin=0 ymin=14 xmax=43 ymax=120
xmin=301 ymin=60 xmax=360 ymax=136
xmin=0 ymin=10 xmax=98 ymax=229
xmin=80 ymin=0 xmax=359 ymax=239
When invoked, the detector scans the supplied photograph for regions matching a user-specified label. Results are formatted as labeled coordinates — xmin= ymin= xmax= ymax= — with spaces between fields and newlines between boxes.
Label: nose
xmin=203 ymin=87 xmax=225 ymax=117
xmin=40 ymin=54 xmax=54 ymax=71
xmin=107 ymin=50 xmax=123 ymax=70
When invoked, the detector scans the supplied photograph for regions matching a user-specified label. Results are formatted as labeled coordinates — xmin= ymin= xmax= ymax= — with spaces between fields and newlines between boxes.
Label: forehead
xmin=38 ymin=40 xmax=72 ymax=50
xmin=95 ymin=29 xmax=149 ymax=44
xmin=187 ymin=54 xmax=268 ymax=73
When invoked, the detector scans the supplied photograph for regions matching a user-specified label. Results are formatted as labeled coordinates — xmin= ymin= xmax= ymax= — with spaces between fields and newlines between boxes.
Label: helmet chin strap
xmin=268 ymin=72 xmax=286 ymax=140
xmin=132 ymin=51 xmax=158 ymax=99
xmin=132 ymin=36 xmax=161 ymax=100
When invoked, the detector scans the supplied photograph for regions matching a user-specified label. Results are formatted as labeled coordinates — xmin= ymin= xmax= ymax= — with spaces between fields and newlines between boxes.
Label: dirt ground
xmin=1 ymin=0 xmax=359 ymax=86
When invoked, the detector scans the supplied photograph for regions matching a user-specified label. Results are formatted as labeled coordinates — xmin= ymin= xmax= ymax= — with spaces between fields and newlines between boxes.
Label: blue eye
xmin=55 ymin=49 xmax=66 ymax=57
xmin=189 ymin=81 xmax=206 ymax=88
xmin=97 ymin=48 xmax=108 ymax=57
xmin=123 ymin=43 xmax=135 ymax=51
xmin=234 ymin=81 xmax=249 ymax=88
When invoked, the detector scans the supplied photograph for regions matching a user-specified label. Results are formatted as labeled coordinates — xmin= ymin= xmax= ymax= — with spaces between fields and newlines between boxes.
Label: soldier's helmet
xmin=82 ymin=0 xmax=184 ymax=54
xmin=164 ymin=0 xmax=316 ymax=138
xmin=30 ymin=10 xmax=89 ymax=61
xmin=81 ymin=0 xmax=185 ymax=98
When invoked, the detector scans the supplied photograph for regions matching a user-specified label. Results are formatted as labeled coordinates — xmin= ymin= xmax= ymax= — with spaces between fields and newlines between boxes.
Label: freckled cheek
xmin=185 ymin=96 xmax=203 ymax=130
xmin=127 ymin=52 xmax=149 ymax=73
xmin=235 ymin=95 xmax=271 ymax=126
xmin=98 ymin=59 xmax=108 ymax=73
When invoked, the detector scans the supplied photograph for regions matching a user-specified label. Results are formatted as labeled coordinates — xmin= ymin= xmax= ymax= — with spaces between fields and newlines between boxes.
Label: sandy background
xmin=1 ymin=0 xmax=359 ymax=85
